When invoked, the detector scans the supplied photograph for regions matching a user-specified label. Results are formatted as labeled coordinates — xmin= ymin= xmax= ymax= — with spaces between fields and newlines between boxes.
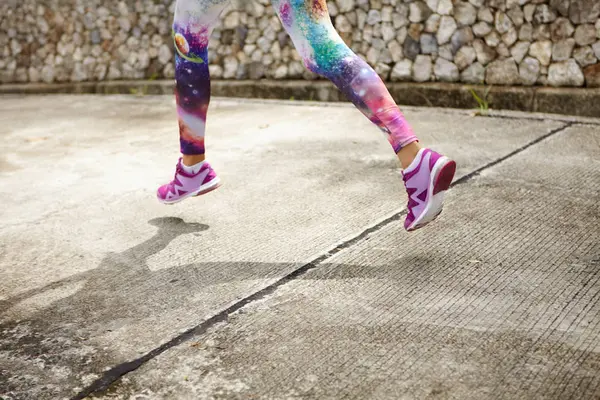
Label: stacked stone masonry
xmin=1 ymin=0 xmax=599 ymax=87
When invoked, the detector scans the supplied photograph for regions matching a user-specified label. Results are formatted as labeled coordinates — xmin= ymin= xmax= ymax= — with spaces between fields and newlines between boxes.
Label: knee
xmin=300 ymin=43 xmax=355 ymax=78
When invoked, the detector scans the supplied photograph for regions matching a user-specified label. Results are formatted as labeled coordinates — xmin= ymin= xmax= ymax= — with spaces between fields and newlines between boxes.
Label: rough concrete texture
xmin=0 ymin=96 xmax=599 ymax=400
xmin=94 ymin=124 xmax=600 ymax=400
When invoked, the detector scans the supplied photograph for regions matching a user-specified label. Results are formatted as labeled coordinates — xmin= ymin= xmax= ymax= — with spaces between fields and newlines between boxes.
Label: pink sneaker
xmin=157 ymin=159 xmax=221 ymax=204
xmin=402 ymin=148 xmax=456 ymax=231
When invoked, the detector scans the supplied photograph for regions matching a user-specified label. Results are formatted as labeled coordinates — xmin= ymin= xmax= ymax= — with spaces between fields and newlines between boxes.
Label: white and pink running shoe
xmin=402 ymin=148 xmax=456 ymax=231
xmin=157 ymin=158 xmax=221 ymax=204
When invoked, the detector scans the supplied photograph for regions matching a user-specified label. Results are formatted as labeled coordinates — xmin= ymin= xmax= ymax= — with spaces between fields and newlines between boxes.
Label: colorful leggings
xmin=174 ymin=0 xmax=418 ymax=155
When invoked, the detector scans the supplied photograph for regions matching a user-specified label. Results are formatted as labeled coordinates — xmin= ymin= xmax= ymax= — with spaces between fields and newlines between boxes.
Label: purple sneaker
xmin=402 ymin=148 xmax=456 ymax=231
xmin=157 ymin=158 xmax=221 ymax=205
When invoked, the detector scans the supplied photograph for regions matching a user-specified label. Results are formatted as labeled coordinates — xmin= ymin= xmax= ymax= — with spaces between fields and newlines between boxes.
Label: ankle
xmin=182 ymin=154 xmax=205 ymax=167
xmin=397 ymin=142 xmax=421 ymax=169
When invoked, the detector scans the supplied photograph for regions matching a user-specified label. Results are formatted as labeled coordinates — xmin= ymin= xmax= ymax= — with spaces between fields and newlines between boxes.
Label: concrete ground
xmin=0 ymin=95 xmax=598 ymax=400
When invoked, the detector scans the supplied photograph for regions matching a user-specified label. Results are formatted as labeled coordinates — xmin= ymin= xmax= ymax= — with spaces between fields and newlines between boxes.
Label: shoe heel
xmin=433 ymin=160 xmax=456 ymax=195
xmin=195 ymin=179 xmax=222 ymax=197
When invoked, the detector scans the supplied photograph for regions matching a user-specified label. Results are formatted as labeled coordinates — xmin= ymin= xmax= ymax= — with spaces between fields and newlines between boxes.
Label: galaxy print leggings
xmin=173 ymin=0 xmax=418 ymax=155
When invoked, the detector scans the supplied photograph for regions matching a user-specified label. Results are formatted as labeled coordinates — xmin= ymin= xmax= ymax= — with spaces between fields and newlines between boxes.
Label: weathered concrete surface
xmin=0 ymin=95 xmax=598 ymax=399
xmin=95 ymin=126 xmax=600 ymax=400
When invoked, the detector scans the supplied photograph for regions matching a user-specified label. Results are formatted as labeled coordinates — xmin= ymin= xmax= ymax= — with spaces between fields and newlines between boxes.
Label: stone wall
xmin=1 ymin=0 xmax=599 ymax=87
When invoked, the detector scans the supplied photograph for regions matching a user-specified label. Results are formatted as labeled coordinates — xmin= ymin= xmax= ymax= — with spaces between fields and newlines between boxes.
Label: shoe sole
xmin=407 ymin=158 xmax=456 ymax=232
xmin=158 ymin=177 xmax=221 ymax=205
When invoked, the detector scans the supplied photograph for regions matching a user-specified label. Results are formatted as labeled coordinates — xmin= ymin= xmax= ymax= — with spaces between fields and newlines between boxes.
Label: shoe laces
xmin=175 ymin=162 xmax=183 ymax=177
xmin=167 ymin=163 xmax=184 ymax=189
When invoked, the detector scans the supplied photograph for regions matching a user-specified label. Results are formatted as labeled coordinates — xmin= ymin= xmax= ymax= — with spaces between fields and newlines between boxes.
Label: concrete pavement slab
xmin=95 ymin=124 xmax=600 ymax=399
xmin=0 ymin=95 xmax=589 ymax=399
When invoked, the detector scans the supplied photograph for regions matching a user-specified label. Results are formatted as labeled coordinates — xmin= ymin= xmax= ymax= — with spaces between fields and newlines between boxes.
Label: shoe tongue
xmin=177 ymin=166 xmax=193 ymax=178
xmin=180 ymin=160 xmax=206 ymax=175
